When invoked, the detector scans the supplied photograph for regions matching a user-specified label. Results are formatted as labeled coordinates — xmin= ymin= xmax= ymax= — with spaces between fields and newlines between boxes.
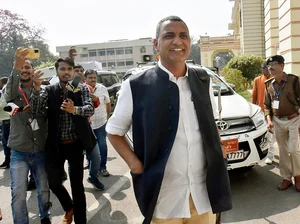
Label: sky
xmin=2 ymin=0 xmax=234 ymax=55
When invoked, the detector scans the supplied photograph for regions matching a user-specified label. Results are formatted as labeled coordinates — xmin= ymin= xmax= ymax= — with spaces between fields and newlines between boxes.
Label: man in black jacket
xmin=31 ymin=57 xmax=95 ymax=224
xmin=106 ymin=16 xmax=232 ymax=224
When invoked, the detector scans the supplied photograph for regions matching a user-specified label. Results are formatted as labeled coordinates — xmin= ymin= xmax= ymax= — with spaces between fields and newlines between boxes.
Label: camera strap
xmin=19 ymin=86 xmax=29 ymax=105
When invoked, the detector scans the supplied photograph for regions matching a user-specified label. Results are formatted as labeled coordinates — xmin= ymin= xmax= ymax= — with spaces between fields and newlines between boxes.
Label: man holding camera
xmin=4 ymin=48 xmax=51 ymax=224
xmin=31 ymin=57 xmax=96 ymax=224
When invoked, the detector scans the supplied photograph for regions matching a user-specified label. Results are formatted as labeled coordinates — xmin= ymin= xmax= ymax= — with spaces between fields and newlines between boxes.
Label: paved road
xmin=0 ymin=141 xmax=300 ymax=224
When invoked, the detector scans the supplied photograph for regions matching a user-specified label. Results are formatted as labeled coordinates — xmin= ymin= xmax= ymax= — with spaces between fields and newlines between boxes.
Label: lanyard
xmin=272 ymin=74 xmax=288 ymax=99
xmin=18 ymin=86 xmax=29 ymax=105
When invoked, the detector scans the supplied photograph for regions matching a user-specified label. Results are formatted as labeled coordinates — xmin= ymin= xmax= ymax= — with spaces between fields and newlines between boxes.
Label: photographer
xmin=0 ymin=77 xmax=11 ymax=169
xmin=4 ymin=48 xmax=51 ymax=224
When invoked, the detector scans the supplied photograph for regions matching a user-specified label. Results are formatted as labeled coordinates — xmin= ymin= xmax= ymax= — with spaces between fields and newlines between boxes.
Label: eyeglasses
xmin=74 ymin=69 xmax=84 ymax=73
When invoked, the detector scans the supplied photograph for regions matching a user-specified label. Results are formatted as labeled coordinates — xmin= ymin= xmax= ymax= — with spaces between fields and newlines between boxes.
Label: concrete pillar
xmin=278 ymin=0 xmax=300 ymax=75
xmin=264 ymin=0 xmax=279 ymax=58
xmin=240 ymin=0 xmax=266 ymax=58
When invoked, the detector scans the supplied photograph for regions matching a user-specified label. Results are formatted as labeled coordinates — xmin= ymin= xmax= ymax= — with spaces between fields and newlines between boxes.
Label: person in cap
xmin=264 ymin=55 xmax=300 ymax=191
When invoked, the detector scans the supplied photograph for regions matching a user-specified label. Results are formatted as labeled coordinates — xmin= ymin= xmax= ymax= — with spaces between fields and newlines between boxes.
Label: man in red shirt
xmin=252 ymin=62 xmax=276 ymax=165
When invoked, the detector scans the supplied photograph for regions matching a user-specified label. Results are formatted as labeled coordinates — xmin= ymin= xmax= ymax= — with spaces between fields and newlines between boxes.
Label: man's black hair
xmin=261 ymin=61 xmax=267 ymax=69
xmin=54 ymin=57 xmax=75 ymax=70
xmin=74 ymin=64 xmax=84 ymax=71
xmin=155 ymin=15 xmax=189 ymax=39
xmin=84 ymin=69 xmax=97 ymax=78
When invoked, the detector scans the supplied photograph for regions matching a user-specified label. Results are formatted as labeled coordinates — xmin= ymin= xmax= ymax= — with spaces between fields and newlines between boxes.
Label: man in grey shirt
xmin=4 ymin=48 xmax=51 ymax=224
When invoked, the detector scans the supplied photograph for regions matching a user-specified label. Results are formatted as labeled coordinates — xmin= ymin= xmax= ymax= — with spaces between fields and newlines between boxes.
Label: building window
xmin=107 ymin=48 xmax=115 ymax=55
xmin=116 ymin=48 xmax=124 ymax=55
xmin=98 ymin=49 xmax=106 ymax=56
xmin=80 ymin=54 xmax=88 ymax=58
xmin=88 ymin=50 xmax=97 ymax=57
xmin=102 ymin=62 xmax=107 ymax=67
xmin=117 ymin=61 xmax=125 ymax=67
xmin=126 ymin=60 xmax=133 ymax=66
xmin=107 ymin=62 xmax=115 ymax=67
xmin=125 ymin=47 xmax=133 ymax=54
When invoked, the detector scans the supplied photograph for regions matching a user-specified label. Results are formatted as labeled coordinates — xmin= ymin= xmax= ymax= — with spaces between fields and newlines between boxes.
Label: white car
xmin=124 ymin=63 xmax=269 ymax=170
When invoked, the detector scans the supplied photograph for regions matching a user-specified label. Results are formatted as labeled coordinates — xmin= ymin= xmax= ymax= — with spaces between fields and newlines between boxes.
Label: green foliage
xmin=187 ymin=37 xmax=201 ymax=65
xmin=213 ymin=51 xmax=233 ymax=70
xmin=224 ymin=55 xmax=263 ymax=81
xmin=0 ymin=9 xmax=57 ymax=76
xmin=222 ymin=67 xmax=247 ymax=92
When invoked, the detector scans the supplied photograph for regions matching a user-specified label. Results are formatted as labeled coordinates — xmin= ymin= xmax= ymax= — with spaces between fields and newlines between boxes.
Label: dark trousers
xmin=1 ymin=120 xmax=11 ymax=164
xmin=47 ymin=141 xmax=86 ymax=224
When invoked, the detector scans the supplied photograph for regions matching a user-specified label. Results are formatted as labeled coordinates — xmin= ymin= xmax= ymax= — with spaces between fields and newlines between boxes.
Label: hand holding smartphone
xmin=24 ymin=48 xmax=40 ymax=59
xmin=38 ymin=66 xmax=56 ymax=79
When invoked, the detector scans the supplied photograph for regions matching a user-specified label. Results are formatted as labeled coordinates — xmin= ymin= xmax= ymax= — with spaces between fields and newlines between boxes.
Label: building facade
xmin=199 ymin=35 xmax=241 ymax=68
xmin=230 ymin=0 xmax=300 ymax=75
xmin=265 ymin=0 xmax=300 ymax=74
xmin=56 ymin=38 xmax=155 ymax=74
xmin=229 ymin=0 xmax=266 ymax=58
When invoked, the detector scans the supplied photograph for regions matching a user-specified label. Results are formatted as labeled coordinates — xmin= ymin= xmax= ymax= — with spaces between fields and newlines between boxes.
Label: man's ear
xmin=153 ymin=39 xmax=158 ymax=51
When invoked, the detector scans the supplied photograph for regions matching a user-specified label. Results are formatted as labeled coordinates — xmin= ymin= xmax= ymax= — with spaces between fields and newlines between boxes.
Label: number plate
xmin=223 ymin=138 xmax=239 ymax=153
xmin=227 ymin=150 xmax=244 ymax=161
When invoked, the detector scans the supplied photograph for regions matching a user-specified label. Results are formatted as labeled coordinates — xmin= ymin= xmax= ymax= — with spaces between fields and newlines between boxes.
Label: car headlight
xmin=252 ymin=110 xmax=266 ymax=128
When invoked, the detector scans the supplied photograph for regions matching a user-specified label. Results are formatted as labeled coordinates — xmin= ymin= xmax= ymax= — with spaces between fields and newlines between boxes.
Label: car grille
xmin=217 ymin=117 xmax=255 ymax=136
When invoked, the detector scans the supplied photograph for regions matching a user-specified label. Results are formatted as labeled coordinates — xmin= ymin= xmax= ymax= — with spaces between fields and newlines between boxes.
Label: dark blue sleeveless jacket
xmin=45 ymin=84 xmax=96 ymax=158
xmin=130 ymin=65 xmax=232 ymax=224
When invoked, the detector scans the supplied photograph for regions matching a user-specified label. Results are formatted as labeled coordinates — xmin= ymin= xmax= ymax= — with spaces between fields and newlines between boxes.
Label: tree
xmin=0 ymin=9 xmax=57 ymax=76
xmin=213 ymin=51 xmax=233 ymax=70
xmin=222 ymin=67 xmax=247 ymax=91
xmin=187 ymin=37 xmax=201 ymax=65
xmin=224 ymin=55 xmax=263 ymax=82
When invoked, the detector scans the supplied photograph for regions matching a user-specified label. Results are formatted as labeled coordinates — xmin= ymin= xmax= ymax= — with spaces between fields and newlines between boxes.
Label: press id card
xmin=273 ymin=100 xmax=279 ymax=109
xmin=29 ymin=118 xmax=40 ymax=131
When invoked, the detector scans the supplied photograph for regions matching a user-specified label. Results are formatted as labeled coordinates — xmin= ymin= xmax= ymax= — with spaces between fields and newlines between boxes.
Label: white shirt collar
xmin=157 ymin=60 xmax=189 ymax=80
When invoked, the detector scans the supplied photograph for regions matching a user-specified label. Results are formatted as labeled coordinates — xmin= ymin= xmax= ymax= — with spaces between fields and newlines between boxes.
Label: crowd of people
xmin=0 ymin=15 xmax=299 ymax=224
xmin=0 ymin=47 xmax=111 ymax=223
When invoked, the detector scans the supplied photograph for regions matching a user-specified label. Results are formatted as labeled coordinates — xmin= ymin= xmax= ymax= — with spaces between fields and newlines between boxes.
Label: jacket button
xmin=168 ymin=127 xmax=172 ymax=131
xmin=168 ymin=85 xmax=172 ymax=89
xmin=168 ymin=105 xmax=172 ymax=109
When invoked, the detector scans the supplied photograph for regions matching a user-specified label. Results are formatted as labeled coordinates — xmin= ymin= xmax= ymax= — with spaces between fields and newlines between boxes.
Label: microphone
xmin=4 ymin=106 xmax=24 ymax=112
xmin=4 ymin=102 xmax=24 ymax=116
xmin=65 ymin=76 xmax=81 ymax=99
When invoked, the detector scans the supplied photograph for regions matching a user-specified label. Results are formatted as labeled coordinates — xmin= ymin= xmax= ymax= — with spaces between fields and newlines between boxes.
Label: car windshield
xmin=97 ymin=74 xmax=115 ymax=87
xmin=203 ymin=68 xmax=233 ymax=96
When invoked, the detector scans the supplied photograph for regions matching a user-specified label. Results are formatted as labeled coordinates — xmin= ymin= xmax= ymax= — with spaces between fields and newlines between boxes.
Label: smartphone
xmin=39 ymin=66 xmax=56 ymax=79
xmin=25 ymin=48 xmax=40 ymax=59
